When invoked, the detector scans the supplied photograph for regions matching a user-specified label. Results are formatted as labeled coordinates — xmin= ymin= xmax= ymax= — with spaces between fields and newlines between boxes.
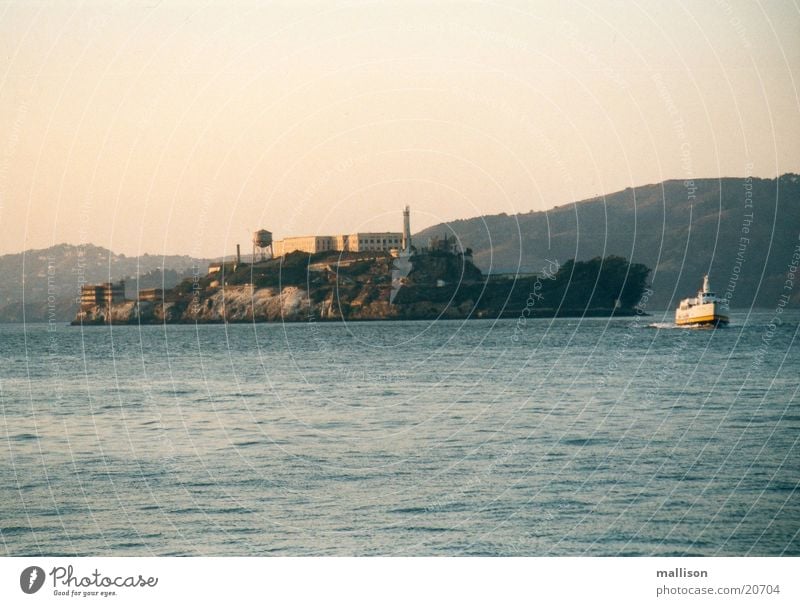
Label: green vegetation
xmin=550 ymin=256 xmax=650 ymax=310
xmin=381 ymin=253 xmax=650 ymax=318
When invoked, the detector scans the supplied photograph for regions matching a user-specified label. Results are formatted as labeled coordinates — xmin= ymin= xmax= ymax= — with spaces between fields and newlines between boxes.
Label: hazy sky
xmin=1 ymin=0 xmax=798 ymax=258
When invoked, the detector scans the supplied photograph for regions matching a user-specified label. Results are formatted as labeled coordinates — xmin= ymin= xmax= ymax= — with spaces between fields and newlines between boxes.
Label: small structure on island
xmin=138 ymin=288 xmax=164 ymax=302
xmin=428 ymin=233 xmax=463 ymax=254
xmin=208 ymin=244 xmax=246 ymax=276
xmin=253 ymin=229 xmax=273 ymax=262
xmin=80 ymin=281 xmax=126 ymax=311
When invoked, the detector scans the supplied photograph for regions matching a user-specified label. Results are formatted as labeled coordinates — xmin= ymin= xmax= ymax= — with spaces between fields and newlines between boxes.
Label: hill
xmin=0 ymin=243 xmax=210 ymax=322
xmin=415 ymin=175 xmax=800 ymax=309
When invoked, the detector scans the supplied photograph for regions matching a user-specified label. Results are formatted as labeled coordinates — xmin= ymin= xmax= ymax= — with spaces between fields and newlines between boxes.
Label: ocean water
xmin=1 ymin=311 xmax=798 ymax=556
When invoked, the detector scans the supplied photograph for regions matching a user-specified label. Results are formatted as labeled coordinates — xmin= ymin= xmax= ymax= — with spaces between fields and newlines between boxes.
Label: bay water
xmin=1 ymin=312 xmax=797 ymax=556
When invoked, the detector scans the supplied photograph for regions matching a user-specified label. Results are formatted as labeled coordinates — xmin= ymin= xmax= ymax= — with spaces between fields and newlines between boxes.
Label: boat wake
xmin=648 ymin=321 xmax=726 ymax=330
xmin=646 ymin=322 xmax=677 ymax=329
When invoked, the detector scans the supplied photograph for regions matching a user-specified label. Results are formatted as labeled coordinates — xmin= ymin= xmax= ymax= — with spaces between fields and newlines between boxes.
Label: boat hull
xmin=675 ymin=302 xmax=729 ymax=327
xmin=675 ymin=314 xmax=729 ymax=327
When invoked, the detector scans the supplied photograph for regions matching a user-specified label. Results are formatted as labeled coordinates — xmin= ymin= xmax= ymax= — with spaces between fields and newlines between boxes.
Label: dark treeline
xmin=394 ymin=254 xmax=651 ymax=318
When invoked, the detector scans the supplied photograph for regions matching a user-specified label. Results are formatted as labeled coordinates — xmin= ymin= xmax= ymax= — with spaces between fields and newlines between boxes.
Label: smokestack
xmin=402 ymin=205 xmax=411 ymax=253
xmin=236 ymin=244 xmax=241 ymax=265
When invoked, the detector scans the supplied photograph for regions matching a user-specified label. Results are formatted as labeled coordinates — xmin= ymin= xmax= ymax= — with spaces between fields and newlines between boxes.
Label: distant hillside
xmin=415 ymin=174 xmax=800 ymax=309
xmin=0 ymin=244 xmax=210 ymax=322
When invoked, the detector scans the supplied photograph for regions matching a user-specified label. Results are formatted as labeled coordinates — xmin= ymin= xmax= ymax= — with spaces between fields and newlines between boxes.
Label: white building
xmin=270 ymin=207 xmax=410 ymax=257
xmin=273 ymin=232 xmax=403 ymax=256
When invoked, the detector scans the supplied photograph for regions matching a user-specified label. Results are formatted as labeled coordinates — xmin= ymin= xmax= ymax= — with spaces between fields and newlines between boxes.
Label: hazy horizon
xmin=1 ymin=171 xmax=795 ymax=259
xmin=1 ymin=0 xmax=798 ymax=258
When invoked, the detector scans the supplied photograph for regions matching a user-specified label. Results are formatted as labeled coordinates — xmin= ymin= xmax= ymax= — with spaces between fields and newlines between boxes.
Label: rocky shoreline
xmin=73 ymin=251 xmax=650 ymax=325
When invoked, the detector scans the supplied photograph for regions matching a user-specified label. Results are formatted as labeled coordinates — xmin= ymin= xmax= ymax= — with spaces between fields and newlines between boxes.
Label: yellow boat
xmin=675 ymin=275 xmax=729 ymax=327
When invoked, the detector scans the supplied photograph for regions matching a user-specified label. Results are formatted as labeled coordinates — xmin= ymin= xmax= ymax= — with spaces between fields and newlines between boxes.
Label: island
xmin=73 ymin=251 xmax=650 ymax=324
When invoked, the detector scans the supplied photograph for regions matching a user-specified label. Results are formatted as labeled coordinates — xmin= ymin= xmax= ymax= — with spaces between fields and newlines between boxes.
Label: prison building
xmin=80 ymin=281 xmax=126 ymax=311
xmin=348 ymin=232 xmax=403 ymax=252
xmin=273 ymin=232 xmax=403 ymax=256
xmin=272 ymin=236 xmax=336 ymax=257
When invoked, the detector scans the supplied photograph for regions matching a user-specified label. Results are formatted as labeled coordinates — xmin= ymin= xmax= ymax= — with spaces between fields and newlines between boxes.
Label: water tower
xmin=253 ymin=229 xmax=273 ymax=262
